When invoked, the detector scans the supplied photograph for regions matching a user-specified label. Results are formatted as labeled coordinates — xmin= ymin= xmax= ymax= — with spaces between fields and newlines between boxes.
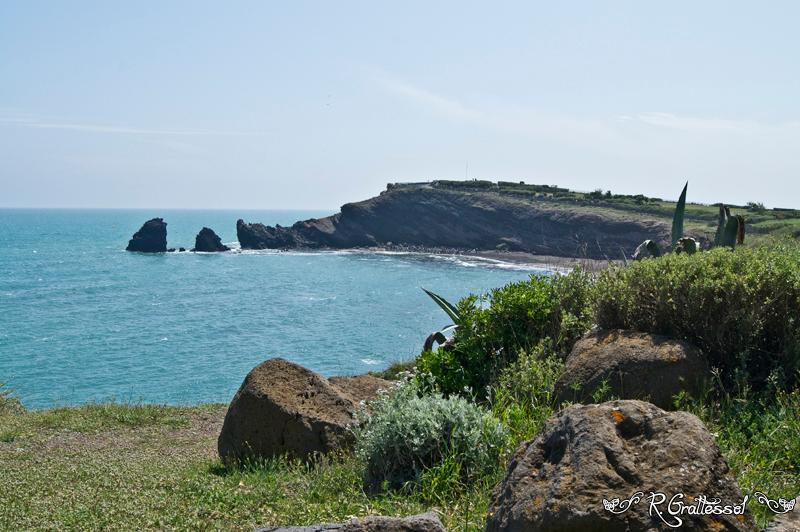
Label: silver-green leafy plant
xmin=353 ymin=378 xmax=509 ymax=490
xmin=422 ymin=288 xmax=460 ymax=352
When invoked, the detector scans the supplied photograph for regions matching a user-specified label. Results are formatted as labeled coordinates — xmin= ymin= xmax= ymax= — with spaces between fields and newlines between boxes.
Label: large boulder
xmin=554 ymin=329 xmax=709 ymax=409
xmin=765 ymin=496 xmax=799 ymax=531
xmin=193 ymin=227 xmax=230 ymax=252
xmin=218 ymin=358 xmax=391 ymax=463
xmin=126 ymin=218 xmax=167 ymax=252
xmin=256 ymin=512 xmax=446 ymax=532
xmin=486 ymin=400 xmax=756 ymax=532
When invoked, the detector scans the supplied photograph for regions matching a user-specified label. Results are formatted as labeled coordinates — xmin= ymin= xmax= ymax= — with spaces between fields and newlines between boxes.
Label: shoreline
xmin=234 ymin=244 xmax=618 ymax=272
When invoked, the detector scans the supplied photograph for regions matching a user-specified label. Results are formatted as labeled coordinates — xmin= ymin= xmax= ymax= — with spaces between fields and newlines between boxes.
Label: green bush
xmin=595 ymin=243 xmax=800 ymax=389
xmin=418 ymin=269 xmax=593 ymax=397
xmin=490 ymin=341 xmax=564 ymax=443
xmin=354 ymin=380 xmax=509 ymax=491
xmin=0 ymin=383 xmax=24 ymax=416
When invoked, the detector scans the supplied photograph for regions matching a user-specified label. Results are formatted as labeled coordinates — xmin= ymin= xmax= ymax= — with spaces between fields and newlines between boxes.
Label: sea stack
xmin=193 ymin=227 xmax=230 ymax=252
xmin=126 ymin=218 xmax=167 ymax=252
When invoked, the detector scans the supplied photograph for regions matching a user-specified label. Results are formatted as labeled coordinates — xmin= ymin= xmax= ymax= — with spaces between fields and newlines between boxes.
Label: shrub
xmin=595 ymin=243 xmax=800 ymax=389
xmin=418 ymin=269 xmax=593 ymax=397
xmin=490 ymin=341 xmax=564 ymax=443
xmin=0 ymin=383 xmax=24 ymax=416
xmin=354 ymin=379 xmax=509 ymax=491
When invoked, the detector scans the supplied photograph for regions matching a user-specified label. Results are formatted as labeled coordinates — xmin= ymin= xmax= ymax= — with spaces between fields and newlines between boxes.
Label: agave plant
xmin=633 ymin=182 xmax=687 ymax=260
xmin=421 ymin=288 xmax=460 ymax=352
xmin=714 ymin=204 xmax=745 ymax=249
xmin=674 ymin=236 xmax=700 ymax=255
xmin=632 ymin=182 xmax=745 ymax=260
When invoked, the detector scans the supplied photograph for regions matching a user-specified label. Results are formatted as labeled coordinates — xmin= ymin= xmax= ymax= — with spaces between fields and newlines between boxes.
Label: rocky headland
xmin=236 ymin=181 xmax=676 ymax=260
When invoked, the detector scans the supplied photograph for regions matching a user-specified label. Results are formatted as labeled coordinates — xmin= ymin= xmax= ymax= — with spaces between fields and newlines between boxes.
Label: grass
xmin=0 ymin=403 xmax=493 ymax=531
xmin=680 ymin=387 xmax=800 ymax=528
xmin=3 ymin=388 xmax=795 ymax=530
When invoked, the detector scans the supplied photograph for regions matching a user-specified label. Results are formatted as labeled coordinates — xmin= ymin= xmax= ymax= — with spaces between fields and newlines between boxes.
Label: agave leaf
xmin=620 ymin=246 xmax=629 ymax=267
xmin=422 ymin=288 xmax=461 ymax=324
xmin=633 ymin=239 xmax=661 ymax=260
xmin=714 ymin=204 xmax=728 ymax=247
xmin=671 ymin=182 xmax=688 ymax=248
xmin=736 ymin=215 xmax=745 ymax=245
xmin=423 ymin=331 xmax=447 ymax=352
xmin=720 ymin=216 xmax=740 ymax=248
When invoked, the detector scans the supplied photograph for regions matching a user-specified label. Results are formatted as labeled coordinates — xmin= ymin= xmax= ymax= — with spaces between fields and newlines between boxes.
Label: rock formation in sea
xmin=236 ymin=182 xmax=676 ymax=259
xmin=193 ymin=227 xmax=230 ymax=252
xmin=126 ymin=218 xmax=168 ymax=253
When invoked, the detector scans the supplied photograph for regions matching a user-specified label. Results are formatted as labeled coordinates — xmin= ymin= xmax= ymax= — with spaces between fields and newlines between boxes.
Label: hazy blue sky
xmin=1 ymin=1 xmax=799 ymax=209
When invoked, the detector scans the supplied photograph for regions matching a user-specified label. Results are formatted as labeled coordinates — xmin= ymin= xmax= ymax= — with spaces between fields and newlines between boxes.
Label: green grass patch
xmin=680 ymin=388 xmax=800 ymax=528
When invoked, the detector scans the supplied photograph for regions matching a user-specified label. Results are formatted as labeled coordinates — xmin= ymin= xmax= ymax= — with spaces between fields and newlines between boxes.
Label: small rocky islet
xmin=124 ymin=218 xmax=230 ymax=254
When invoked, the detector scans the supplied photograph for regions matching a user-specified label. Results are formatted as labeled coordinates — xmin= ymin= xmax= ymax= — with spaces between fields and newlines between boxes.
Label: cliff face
xmin=237 ymin=184 xmax=673 ymax=259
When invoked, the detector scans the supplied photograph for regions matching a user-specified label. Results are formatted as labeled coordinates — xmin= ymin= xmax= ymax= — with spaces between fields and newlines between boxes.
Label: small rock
xmin=765 ymin=496 xmax=800 ymax=531
xmin=126 ymin=218 xmax=167 ymax=252
xmin=256 ymin=512 xmax=446 ymax=532
xmin=554 ymin=329 xmax=709 ymax=408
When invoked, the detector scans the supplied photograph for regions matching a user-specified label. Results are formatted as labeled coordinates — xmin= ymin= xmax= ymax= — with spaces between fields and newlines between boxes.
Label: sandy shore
xmin=358 ymin=245 xmax=618 ymax=272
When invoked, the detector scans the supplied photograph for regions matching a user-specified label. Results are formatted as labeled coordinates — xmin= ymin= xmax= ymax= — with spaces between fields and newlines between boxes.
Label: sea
xmin=0 ymin=209 xmax=553 ymax=409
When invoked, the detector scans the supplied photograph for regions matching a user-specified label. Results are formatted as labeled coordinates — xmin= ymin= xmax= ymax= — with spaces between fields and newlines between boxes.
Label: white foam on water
xmin=225 ymin=246 xmax=565 ymax=273
xmin=360 ymin=358 xmax=382 ymax=365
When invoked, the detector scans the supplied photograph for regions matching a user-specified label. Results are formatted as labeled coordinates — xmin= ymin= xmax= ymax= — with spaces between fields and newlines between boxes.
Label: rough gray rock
xmin=218 ymin=358 xmax=391 ymax=463
xmin=486 ymin=400 xmax=756 ymax=532
xmin=554 ymin=329 xmax=709 ymax=409
xmin=256 ymin=512 xmax=446 ymax=532
xmin=193 ymin=227 xmax=230 ymax=252
xmin=126 ymin=218 xmax=167 ymax=252
xmin=765 ymin=496 xmax=800 ymax=531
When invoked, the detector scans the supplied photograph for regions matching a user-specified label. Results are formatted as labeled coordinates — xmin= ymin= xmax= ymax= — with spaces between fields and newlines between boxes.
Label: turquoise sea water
xmin=0 ymin=209 xmax=548 ymax=409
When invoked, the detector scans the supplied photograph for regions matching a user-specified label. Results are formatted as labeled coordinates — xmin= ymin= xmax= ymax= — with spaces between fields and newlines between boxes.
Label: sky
xmin=1 ymin=1 xmax=799 ymax=209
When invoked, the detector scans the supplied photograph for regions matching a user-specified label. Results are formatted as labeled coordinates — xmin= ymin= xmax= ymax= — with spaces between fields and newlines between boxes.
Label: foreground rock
xmin=765 ymin=496 xmax=800 ymax=531
xmin=193 ymin=227 xmax=230 ymax=252
xmin=257 ymin=512 xmax=446 ymax=532
xmin=236 ymin=182 xmax=676 ymax=259
xmin=126 ymin=218 xmax=167 ymax=252
xmin=218 ymin=358 xmax=391 ymax=463
xmin=554 ymin=329 xmax=709 ymax=409
xmin=486 ymin=400 xmax=755 ymax=532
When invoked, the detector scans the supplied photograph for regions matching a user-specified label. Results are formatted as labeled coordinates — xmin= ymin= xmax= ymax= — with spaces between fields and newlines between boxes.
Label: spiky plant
xmin=421 ymin=288 xmax=460 ymax=352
